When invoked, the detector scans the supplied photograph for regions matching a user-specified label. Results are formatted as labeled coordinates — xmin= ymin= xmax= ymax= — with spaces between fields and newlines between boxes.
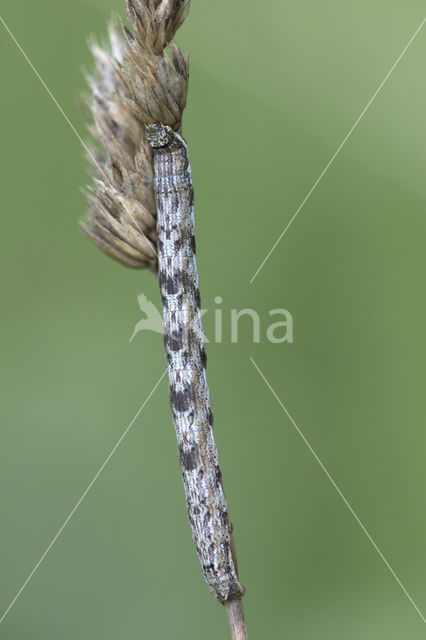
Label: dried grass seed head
xmin=81 ymin=0 xmax=191 ymax=270
xmin=81 ymin=25 xmax=158 ymax=272
xmin=118 ymin=0 xmax=190 ymax=131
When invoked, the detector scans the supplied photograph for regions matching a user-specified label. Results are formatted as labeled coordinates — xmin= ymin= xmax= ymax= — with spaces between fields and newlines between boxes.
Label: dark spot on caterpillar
xmin=161 ymin=293 xmax=168 ymax=309
xmin=198 ymin=467 xmax=204 ymax=479
xmin=170 ymin=269 xmax=191 ymax=295
xmin=164 ymin=327 xmax=183 ymax=352
xmin=202 ymin=563 xmax=215 ymax=572
xmin=158 ymin=239 xmax=165 ymax=253
xmin=189 ymin=186 xmax=195 ymax=210
xmin=174 ymin=236 xmax=183 ymax=252
xmin=208 ymin=408 xmax=214 ymax=427
xmin=203 ymin=508 xmax=212 ymax=527
xmin=159 ymin=271 xmax=180 ymax=295
xmin=159 ymin=270 xmax=167 ymax=288
xmin=215 ymin=465 xmax=222 ymax=488
xmin=199 ymin=346 xmax=207 ymax=368
xmin=170 ymin=383 xmax=194 ymax=412
xmin=179 ymin=444 xmax=199 ymax=471
xmin=191 ymin=235 xmax=196 ymax=254
xmin=219 ymin=509 xmax=229 ymax=528
xmin=194 ymin=287 xmax=201 ymax=308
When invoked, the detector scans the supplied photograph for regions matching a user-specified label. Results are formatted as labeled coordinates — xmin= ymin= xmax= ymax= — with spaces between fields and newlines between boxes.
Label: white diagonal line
xmin=0 ymin=368 xmax=167 ymax=626
xmin=249 ymin=17 xmax=426 ymax=284
xmin=0 ymin=15 xmax=157 ymax=258
xmin=250 ymin=356 xmax=426 ymax=624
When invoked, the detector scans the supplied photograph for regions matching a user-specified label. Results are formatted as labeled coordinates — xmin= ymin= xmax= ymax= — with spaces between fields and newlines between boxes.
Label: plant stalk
xmin=226 ymin=598 xmax=248 ymax=640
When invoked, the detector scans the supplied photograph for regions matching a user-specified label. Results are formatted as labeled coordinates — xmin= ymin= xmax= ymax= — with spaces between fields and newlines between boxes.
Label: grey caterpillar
xmin=145 ymin=124 xmax=244 ymax=604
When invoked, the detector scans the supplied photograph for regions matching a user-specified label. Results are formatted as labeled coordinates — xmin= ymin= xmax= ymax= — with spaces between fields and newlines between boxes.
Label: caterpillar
xmin=145 ymin=123 xmax=244 ymax=604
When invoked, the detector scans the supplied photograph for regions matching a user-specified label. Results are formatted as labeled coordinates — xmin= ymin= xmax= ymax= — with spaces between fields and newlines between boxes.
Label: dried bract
xmin=117 ymin=30 xmax=189 ymax=130
xmin=126 ymin=0 xmax=191 ymax=54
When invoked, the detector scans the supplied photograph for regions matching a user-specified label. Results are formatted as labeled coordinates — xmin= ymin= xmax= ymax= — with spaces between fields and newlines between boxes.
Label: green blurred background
xmin=1 ymin=1 xmax=425 ymax=638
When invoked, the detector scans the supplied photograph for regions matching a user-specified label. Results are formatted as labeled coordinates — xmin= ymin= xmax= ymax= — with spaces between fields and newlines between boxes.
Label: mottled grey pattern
xmin=147 ymin=124 xmax=244 ymax=603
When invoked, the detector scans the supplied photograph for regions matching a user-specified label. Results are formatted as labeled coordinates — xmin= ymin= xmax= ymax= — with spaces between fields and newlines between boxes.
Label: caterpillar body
xmin=146 ymin=124 xmax=244 ymax=604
